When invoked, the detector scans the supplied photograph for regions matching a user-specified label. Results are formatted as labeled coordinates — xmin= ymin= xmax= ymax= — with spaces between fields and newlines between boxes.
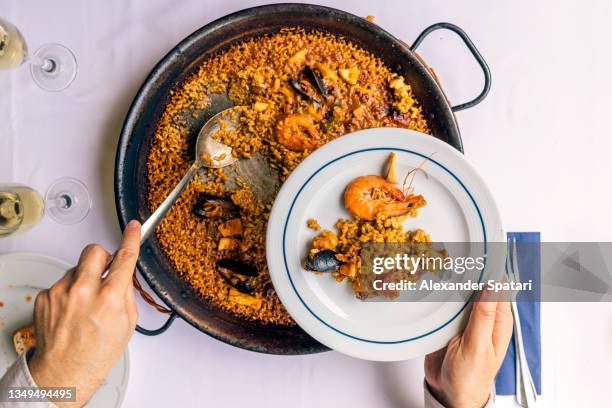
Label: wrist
xmin=28 ymin=350 xmax=90 ymax=408
xmin=425 ymin=379 xmax=452 ymax=407
xmin=425 ymin=380 xmax=490 ymax=408
xmin=27 ymin=350 xmax=51 ymax=387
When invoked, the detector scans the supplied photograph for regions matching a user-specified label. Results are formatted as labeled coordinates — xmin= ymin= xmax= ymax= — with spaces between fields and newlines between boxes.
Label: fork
xmin=506 ymin=237 xmax=538 ymax=407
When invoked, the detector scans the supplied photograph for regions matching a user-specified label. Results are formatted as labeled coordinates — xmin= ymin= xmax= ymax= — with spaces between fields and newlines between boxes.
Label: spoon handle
xmin=140 ymin=164 xmax=198 ymax=243
xmin=102 ymin=163 xmax=198 ymax=279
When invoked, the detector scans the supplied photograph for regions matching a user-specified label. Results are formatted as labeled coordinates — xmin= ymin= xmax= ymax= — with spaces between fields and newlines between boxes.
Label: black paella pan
xmin=114 ymin=3 xmax=491 ymax=354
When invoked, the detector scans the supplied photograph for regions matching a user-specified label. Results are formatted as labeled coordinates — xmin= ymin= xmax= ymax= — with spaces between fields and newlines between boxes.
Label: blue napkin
xmin=495 ymin=232 xmax=542 ymax=395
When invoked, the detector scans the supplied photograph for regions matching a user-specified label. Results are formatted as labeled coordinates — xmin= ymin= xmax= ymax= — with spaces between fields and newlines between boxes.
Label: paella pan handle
xmin=133 ymin=271 xmax=177 ymax=336
xmin=410 ymin=22 xmax=491 ymax=112
xmin=135 ymin=314 xmax=177 ymax=336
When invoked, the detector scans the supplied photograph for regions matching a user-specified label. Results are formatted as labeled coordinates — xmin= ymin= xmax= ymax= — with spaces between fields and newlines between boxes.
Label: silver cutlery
xmin=506 ymin=237 xmax=538 ymax=407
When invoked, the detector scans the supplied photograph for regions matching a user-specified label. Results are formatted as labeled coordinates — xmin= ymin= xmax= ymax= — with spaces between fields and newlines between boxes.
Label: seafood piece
xmin=305 ymin=249 xmax=343 ymax=272
xmin=216 ymin=259 xmax=258 ymax=293
xmin=193 ymin=193 xmax=239 ymax=219
xmin=229 ymin=280 xmax=255 ymax=294
xmin=228 ymin=288 xmax=262 ymax=308
xmin=275 ymin=114 xmax=322 ymax=151
xmin=287 ymin=48 xmax=307 ymax=68
xmin=289 ymin=66 xmax=329 ymax=106
xmin=343 ymin=175 xmax=426 ymax=221
xmin=290 ymin=79 xmax=321 ymax=105
xmin=339 ymin=66 xmax=359 ymax=85
xmin=313 ymin=62 xmax=339 ymax=83
xmin=305 ymin=66 xmax=329 ymax=98
xmin=218 ymin=237 xmax=240 ymax=251
xmin=217 ymin=259 xmax=258 ymax=276
xmin=218 ymin=218 xmax=243 ymax=237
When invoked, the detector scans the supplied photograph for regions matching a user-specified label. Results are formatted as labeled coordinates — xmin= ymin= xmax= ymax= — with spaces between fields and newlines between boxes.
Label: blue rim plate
xmin=266 ymin=128 xmax=504 ymax=361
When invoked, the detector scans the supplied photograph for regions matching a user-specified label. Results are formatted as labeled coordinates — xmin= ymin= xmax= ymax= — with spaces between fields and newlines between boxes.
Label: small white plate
xmin=0 ymin=252 xmax=129 ymax=407
xmin=267 ymin=128 xmax=504 ymax=361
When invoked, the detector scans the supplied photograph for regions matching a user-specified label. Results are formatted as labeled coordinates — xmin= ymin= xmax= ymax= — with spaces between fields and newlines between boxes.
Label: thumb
xmin=463 ymin=297 xmax=498 ymax=351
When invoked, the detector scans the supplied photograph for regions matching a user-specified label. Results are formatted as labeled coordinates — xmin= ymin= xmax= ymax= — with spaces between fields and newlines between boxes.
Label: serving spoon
xmin=139 ymin=108 xmax=239 ymax=243
xmin=101 ymin=108 xmax=239 ymax=277
xmin=105 ymin=100 xmax=281 ymax=282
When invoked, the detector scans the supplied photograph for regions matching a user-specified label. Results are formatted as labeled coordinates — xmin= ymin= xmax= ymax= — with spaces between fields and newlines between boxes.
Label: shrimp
xmin=343 ymin=175 xmax=426 ymax=221
xmin=276 ymin=113 xmax=322 ymax=151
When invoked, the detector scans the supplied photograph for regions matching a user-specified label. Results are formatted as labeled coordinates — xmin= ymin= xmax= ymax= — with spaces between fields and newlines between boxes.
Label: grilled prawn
xmin=343 ymin=175 xmax=426 ymax=221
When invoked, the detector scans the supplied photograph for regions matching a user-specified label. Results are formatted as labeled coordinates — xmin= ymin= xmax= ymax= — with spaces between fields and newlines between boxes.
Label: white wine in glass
xmin=0 ymin=18 xmax=26 ymax=69
xmin=0 ymin=17 xmax=77 ymax=91
xmin=0 ymin=179 xmax=92 ymax=237
xmin=0 ymin=185 xmax=44 ymax=236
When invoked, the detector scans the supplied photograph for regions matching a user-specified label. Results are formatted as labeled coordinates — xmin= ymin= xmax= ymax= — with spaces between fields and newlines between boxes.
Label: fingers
xmin=106 ymin=220 xmax=141 ymax=288
xmin=463 ymin=288 xmax=515 ymax=364
xmin=50 ymin=266 xmax=77 ymax=292
xmin=463 ymin=295 xmax=499 ymax=351
xmin=491 ymin=301 xmax=513 ymax=360
xmin=73 ymin=244 xmax=110 ymax=286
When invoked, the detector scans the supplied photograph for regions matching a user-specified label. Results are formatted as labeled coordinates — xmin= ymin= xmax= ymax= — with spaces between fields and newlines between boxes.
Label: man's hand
xmin=424 ymin=294 xmax=513 ymax=408
xmin=28 ymin=220 xmax=141 ymax=407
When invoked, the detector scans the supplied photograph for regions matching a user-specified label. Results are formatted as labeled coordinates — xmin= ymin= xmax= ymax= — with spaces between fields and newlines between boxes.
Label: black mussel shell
xmin=193 ymin=192 xmax=239 ymax=219
xmin=290 ymin=79 xmax=321 ymax=106
xmin=289 ymin=66 xmax=329 ymax=105
xmin=305 ymin=249 xmax=342 ymax=272
xmin=216 ymin=259 xmax=259 ymax=294
xmin=232 ymin=280 xmax=256 ymax=294
xmin=216 ymin=259 xmax=258 ymax=277
xmin=304 ymin=65 xmax=328 ymax=98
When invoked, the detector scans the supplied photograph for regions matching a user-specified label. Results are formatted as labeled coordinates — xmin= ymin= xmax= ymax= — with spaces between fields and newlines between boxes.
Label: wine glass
xmin=0 ymin=17 xmax=77 ymax=92
xmin=0 ymin=178 xmax=92 ymax=236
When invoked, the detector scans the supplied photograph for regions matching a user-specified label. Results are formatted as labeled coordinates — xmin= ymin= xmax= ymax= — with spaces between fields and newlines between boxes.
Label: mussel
xmin=305 ymin=65 xmax=328 ymax=98
xmin=193 ymin=192 xmax=239 ymax=220
xmin=289 ymin=66 xmax=329 ymax=105
xmin=216 ymin=258 xmax=259 ymax=293
xmin=305 ymin=249 xmax=343 ymax=272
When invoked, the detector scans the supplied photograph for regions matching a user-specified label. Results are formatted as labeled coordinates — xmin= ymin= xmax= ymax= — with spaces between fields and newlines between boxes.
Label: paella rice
xmin=147 ymin=28 xmax=430 ymax=325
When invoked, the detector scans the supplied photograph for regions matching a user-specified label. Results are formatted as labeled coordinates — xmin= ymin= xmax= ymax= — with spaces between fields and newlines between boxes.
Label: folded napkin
xmin=495 ymin=232 xmax=542 ymax=395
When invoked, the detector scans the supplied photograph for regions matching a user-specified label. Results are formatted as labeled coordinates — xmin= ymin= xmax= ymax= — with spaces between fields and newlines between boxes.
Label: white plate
xmin=267 ymin=128 xmax=504 ymax=361
xmin=0 ymin=252 xmax=129 ymax=407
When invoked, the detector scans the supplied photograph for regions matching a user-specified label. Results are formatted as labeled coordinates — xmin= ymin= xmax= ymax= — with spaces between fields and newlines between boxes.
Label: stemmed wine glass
xmin=0 ymin=179 xmax=92 ymax=236
xmin=0 ymin=17 xmax=77 ymax=91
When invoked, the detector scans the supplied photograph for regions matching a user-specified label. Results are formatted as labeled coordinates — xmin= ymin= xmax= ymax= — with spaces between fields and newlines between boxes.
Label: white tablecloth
xmin=2 ymin=1 xmax=612 ymax=407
